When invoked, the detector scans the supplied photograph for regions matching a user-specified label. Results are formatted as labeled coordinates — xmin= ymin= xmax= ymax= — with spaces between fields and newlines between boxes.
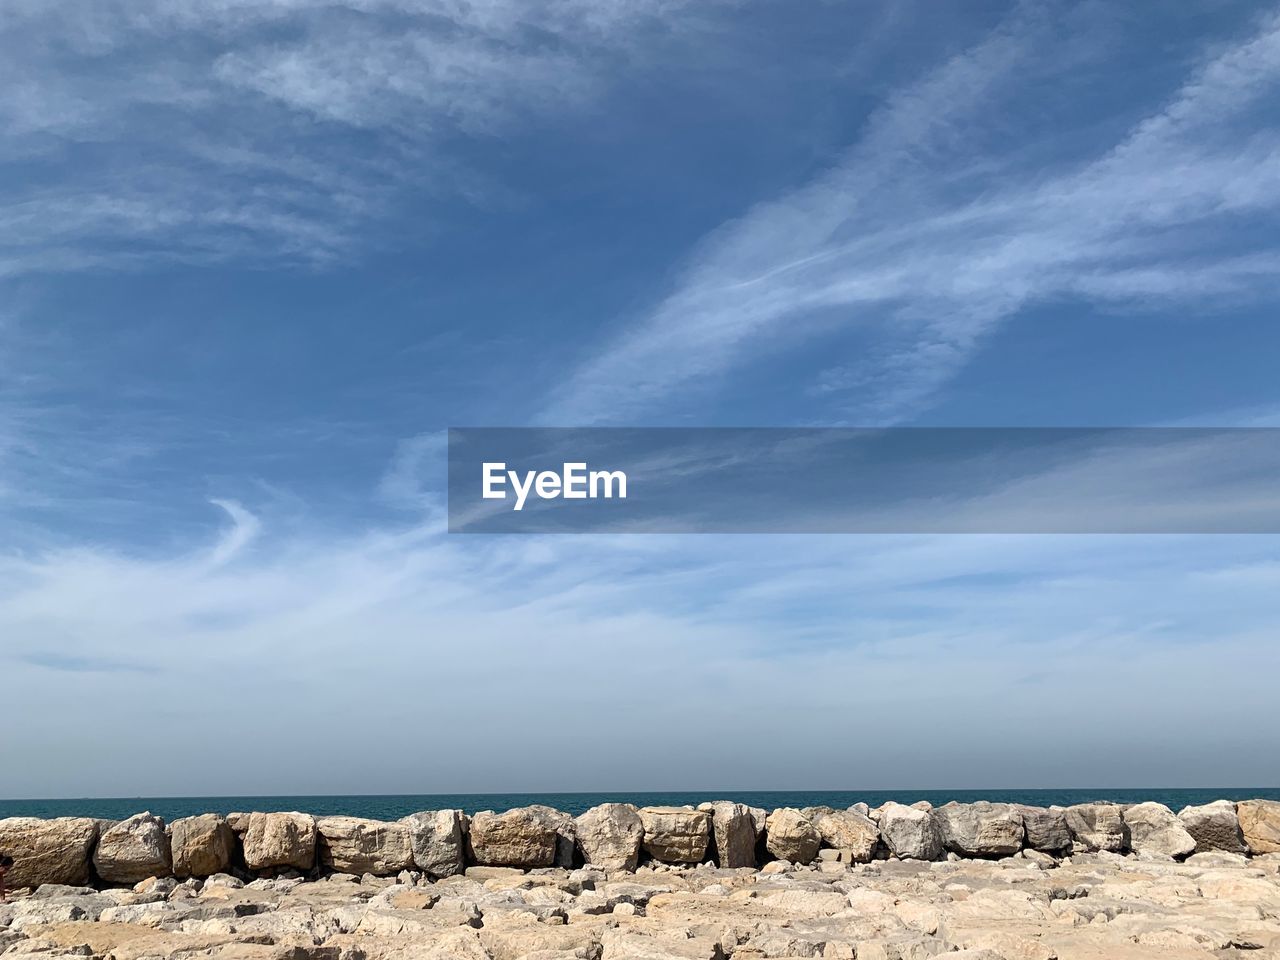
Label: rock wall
xmin=0 ymin=798 xmax=1276 ymax=888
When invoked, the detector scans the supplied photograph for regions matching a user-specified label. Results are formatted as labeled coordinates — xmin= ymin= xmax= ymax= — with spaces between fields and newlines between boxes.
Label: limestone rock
xmin=1178 ymin=800 xmax=1247 ymax=854
xmin=241 ymin=812 xmax=317 ymax=871
xmin=402 ymin=809 xmax=467 ymax=877
xmin=764 ymin=808 xmax=820 ymax=865
xmin=575 ymin=803 xmax=643 ymax=871
xmin=170 ymin=814 xmax=234 ymax=878
xmin=702 ymin=801 xmax=758 ymax=868
xmin=808 ymin=808 xmax=879 ymax=862
xmin=93 ymin=812 xmax=172 ymax=883
xmin=937 ymin=802 xmax=1024 ymax=858
xmin=1014 ymin=806 xmax=1071 ymax=852
xmin=316 ymin=816 xmax=413 ymax=875
xmin=528 ymin=804 xmax=578 ymax=868
xmin=0 ymin=817 xmax=98 ymax=888
xmin=1123 ymin=802 xmax=1196 ymax=859
xmin=469 ymin=807 xmax=559 ymax=867
xmin=878 ymin=801 xmax=943 ymax=861
xmin=1237 ymin=799 xmax=1280 ymax=854
xmin=639 ymin=806 xmax=711 ymax=864
xmin=1061 ymin=803 xmax=1129 ymax=853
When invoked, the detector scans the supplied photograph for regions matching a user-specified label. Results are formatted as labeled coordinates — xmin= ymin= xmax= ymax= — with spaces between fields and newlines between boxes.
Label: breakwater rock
xmin=2 ymin=799 xmax=1279 ymax=889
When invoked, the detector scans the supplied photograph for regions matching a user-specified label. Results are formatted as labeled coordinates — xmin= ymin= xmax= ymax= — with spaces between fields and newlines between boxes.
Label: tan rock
xmin=93 ymin=812 xmax=172 ymax=883
xmin=703 ymin=801 xmax=758 ymax=868
xmin=576 ymin=803 xmax=644 ymax=871
xmin=316 ymin=816 xmax=413 ymax=875
xmin=1123 ymin=802 xmax=1196 ymax=859
xmin=764 ymin=807 xmax=820 ymax=864
xmin=1061 ymin=802 xmax=1128 ymax=853
xmin=808 ymin=808 xmax=879 ymax=862
xmin=0 ymin=817 xmax=98 ymax=888
xmin=639 ymin=806 xmax=711 ymax=864
xmin=879 ymin=802 xmax=942 ymax=861
xmin=170 ymin=814 xmax=234 ymax=878
xmin=936 ymin=802 xmax=1024 ymax=858
xmin=402 ymin=809 xmax=467 ymax=877
xmin=469 ymin=807 xmax=559 ymax=867
xmin=241 ymin=811 xmax=317 ymax=871
xmin=1238 ymin=799 xmax=1280 ymax=854
xmin=1177 ymin=800 xmax=1247 ymax=854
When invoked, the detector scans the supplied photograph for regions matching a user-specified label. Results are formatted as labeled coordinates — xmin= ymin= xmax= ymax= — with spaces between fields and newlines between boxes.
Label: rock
xmin=0 ymin=817 xmax=98 ymax=888
xmin=469 ymin=807 xmax=559 ymax=867
xmin=937 ymin=802 xmax=1024 ymax=858
xmin=1015 ymin=806 xmax=1071 ymax=852
xmin=764 ymin=808 xmax=820 ymax=865
xmin=1178 ymin=800 xmax=1247 ymax=854
xmin=93 ymin=812 xmax=172 ymax=883
xmin=402 ymin=809 xmax=467 ymax=877
xmin=241 ymin=812 xmax=317 ymax=872
xmin=528 ymin=805 xmax=578 ymax=868
xmin=702 ymin=801 xmax=758 ymax=868
xmin=878 ymin=801 xmax=943 ymax=861
xmin=170 ymin=814 xmax=234 ymax=878
xmin=1237 ymin=799 xmax=1280 ymax=854
xmin=1061 ymin=803 xmax=1128 ymax=853
xmin=638 ymin=806 xmax=711 ymax=864
xmin=316 ymin=817 xmax=413 ymax=875
xmin=1123 ymin=802 xmax=1196 ymax=859
xmin=808 ymin=808 xmax=878 ymax=862
xmin=575 ymin=804 xmax=644 ymax=871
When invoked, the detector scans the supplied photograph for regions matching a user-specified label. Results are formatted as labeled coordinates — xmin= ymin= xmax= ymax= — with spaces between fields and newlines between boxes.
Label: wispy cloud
xmin=544 ymin=7 xmax=1280 ymax=425
xmin=0 ymin=0 xmax=731 ymax=277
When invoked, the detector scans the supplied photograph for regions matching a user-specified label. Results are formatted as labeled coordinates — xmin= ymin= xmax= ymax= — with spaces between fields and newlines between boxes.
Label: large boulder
xmin=764 ymin=808 xmax=820 ymax=865
xmin=804 ymin=807 xmax=879 ymax=862
xmin=1123 ymin=802 xmax=1195 ymax=859
xmin=242 ymin=812 xmax=317 ymax=872
xmin=402 ymin=810 xmax=466 ymax=878
xmin=1177 ymin=800 xmax=1247 ymax=854
xmin=700 ymin=801 xmax=759 ymax=868
xmin=1061 ymin=803 xmax=1129 ymax=853
xmin=575 ymin=803 xmax=643 ymax=871
xmin=1237 ymin=799 xmax=1280 ymax=854
xmin=93 ymin=812 xmax=172 ymax=883
xmin=1015 ymin=806 xmax=1071 ymax=852
xmin=0 ymin=817 xmax=98 ymax=888
xmin=170 ymin=814 xmax=234 ymax=878
xmin=469 ymin=807 xmax=559 ymax=867
xmin=529 ymin=805 xmax=577 ymax=868
xmin=638 ymin=807 xmax=711 ymax=864
xmin=317 ymin=817 xmax=413 ymax=875
xmin=936 ymin=802 xmax=1024 ymax=858
xmin=878 ymin=802 xmax=942 ymax=861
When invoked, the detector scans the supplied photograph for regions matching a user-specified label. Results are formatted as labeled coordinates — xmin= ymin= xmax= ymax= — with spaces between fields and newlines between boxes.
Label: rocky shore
xmin=1 ymin=799 xmax=1278 ymax=958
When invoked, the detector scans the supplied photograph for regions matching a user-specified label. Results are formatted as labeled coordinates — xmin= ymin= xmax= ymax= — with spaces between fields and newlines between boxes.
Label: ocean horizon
xmin=5 ymin=788 xmax=1278 ymax=823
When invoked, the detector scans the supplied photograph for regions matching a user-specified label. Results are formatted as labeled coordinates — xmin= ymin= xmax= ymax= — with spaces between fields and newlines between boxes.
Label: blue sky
xmin=2 ymin=0 xmax=1280 ymax=797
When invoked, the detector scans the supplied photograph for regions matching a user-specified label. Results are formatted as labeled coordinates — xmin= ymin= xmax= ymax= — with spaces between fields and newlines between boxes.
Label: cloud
xmin=0 ymin=0 xmax=732 ymax=278
xmin=544 ymin=7 xmax=1280 ymax=425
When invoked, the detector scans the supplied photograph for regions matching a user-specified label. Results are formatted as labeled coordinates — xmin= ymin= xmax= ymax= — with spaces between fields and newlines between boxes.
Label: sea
xmin=3 ymin=789 xmax=1278 ymax=822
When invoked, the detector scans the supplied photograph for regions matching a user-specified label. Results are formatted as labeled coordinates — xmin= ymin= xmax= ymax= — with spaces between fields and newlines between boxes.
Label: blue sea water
xmin=2 ymin=789 xmax=1278 ymax=822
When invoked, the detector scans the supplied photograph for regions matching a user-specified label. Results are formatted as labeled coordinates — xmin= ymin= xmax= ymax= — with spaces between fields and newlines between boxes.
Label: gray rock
xmin=764 ymin=808 xmax=820 ymax=865
xmin=576 ymin=803 xmax=644 ymax=871
xmin=170 ymin=814 xmax=234 ymax=878
xmin=402 ymin=809 xmax=467 ymax=877
xmin=0 ymin=817 xmax=99 ymax=888
xmin=1015 ymin=806 xmax=1071 ymax=852
xmin=1177 ymin=800 xmax=1247 ymax=854
xmin=639 ymin=807 xmax=711 ymax=864
xmin=1123 ymin=802 xmax=1195 ymax=859
xmin=878 ymin=802 xmax=943 ymax=861
xmin=1061 ymin=803 xmax=1129 ymax=853
xmin=93 ymin=812 xmax=172 ymax=883
xmin=241 ymin=812 xmax=317 ymax=872
xmin=936 ymin=802 xmax=1024 ymax=858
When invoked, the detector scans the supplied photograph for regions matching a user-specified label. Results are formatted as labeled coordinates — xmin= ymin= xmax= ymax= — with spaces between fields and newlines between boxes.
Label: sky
xmin=2 ymin=0 xmax=1280 ymax=798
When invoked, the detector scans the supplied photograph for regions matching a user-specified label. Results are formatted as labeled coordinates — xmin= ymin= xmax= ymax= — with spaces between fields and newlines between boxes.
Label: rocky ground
xmin=3 ymin=848 xmax=1279 ymax=960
